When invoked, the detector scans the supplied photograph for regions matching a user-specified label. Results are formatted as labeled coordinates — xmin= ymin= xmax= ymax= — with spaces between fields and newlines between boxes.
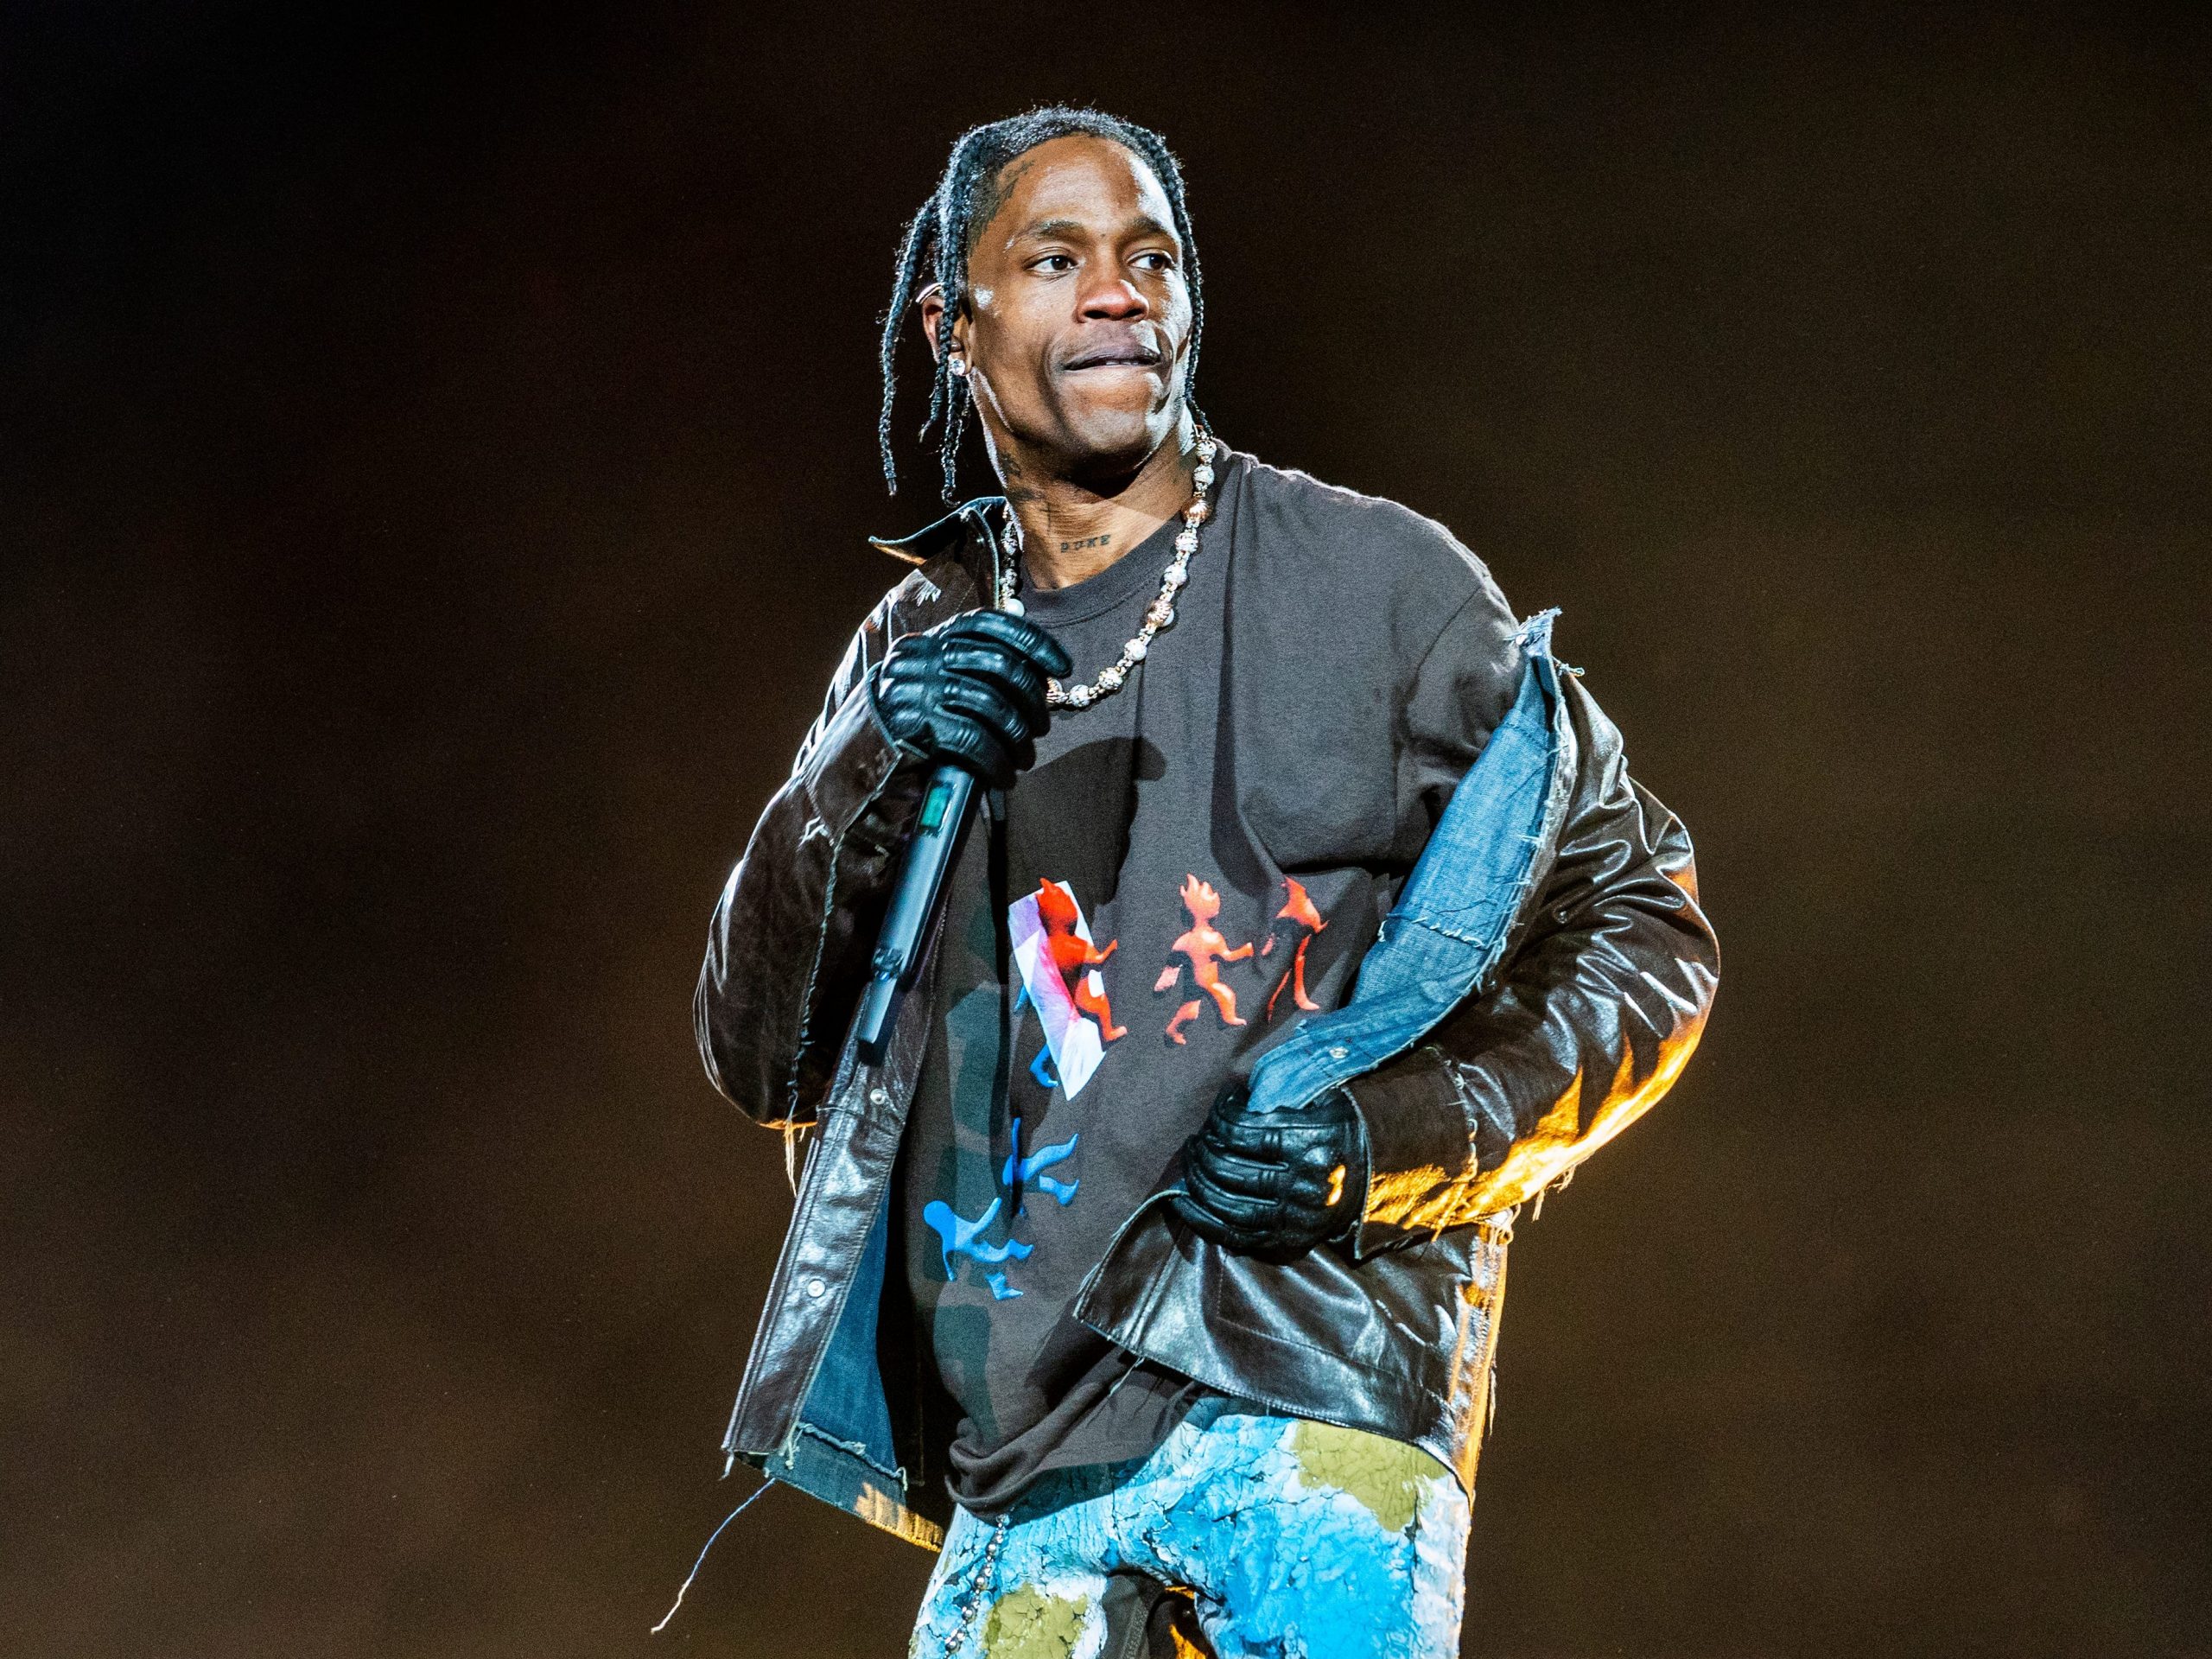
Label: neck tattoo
xmin=995 ymin=433 xmax=1218 ymax=711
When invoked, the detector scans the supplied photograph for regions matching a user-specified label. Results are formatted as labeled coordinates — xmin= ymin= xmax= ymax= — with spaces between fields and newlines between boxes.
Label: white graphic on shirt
xmin=1007 ymin=879 xmax=1120 ymax=1099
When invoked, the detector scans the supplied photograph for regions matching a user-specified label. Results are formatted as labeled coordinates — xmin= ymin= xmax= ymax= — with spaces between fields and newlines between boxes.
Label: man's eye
xmin=1033 ymin=253 xmax=1077 ymax=272
xmin=1133 ymin=251 xmax=1177 ymax=271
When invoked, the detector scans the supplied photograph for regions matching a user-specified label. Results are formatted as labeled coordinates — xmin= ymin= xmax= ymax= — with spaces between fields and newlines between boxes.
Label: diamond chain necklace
xmin=995 ymin=433 xmax=1218 ymax=710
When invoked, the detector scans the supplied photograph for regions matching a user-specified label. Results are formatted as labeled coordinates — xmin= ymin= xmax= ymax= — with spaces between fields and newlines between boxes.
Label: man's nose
xmin=1077 ymin=276 xmax=1147 ymax=320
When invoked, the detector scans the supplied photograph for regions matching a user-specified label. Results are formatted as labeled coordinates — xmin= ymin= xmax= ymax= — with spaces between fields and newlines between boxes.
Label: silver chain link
xmin=940 ymin=1513 xmax=1009 ymax=1655
xmin=995 ymin=434 xmax=1217 ymax=710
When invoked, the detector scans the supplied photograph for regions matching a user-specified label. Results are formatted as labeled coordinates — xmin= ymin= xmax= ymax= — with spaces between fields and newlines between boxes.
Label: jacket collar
xmin=867 ymin=496 xmax=1005 ymax=601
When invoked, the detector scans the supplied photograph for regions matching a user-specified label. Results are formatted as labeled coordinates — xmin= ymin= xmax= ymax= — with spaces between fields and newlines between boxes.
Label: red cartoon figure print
xmin=1259 ymin=877 xmax=1329 ymax=1020
xmin=1033 ymin=878 xmax=1125 ymax=1042
xmin=1154 ymin=874 xmax=1255 ymax=1044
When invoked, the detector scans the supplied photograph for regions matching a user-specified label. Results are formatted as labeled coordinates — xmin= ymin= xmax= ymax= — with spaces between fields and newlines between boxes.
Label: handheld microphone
xmin=853 ymin=762 xmax=978 ymax=1064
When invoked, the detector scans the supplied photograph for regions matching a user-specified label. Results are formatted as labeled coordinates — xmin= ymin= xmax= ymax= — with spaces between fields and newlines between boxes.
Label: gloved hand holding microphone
xmin=849 ymin=607 xmax=1071 ymax=1061
xmin=868 ymin=609 xmax=1071 ymax=788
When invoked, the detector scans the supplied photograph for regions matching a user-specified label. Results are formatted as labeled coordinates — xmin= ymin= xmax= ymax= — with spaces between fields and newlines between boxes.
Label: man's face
xmin=946 ymin=134 xmax=1193 ymax=480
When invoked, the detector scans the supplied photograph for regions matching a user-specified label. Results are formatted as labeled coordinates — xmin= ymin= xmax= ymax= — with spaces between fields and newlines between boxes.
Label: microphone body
xmin=852 ymin=763 xmax=978 ymax=1063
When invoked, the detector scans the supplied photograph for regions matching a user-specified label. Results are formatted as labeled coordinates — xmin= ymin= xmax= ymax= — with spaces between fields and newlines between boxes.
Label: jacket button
xmin=804 ymin=1277 xmax=826 ymax=1300
xmin=868 ymin=1088 xmax=890 ymax=1107
xmin=1329 ymin=1046 xmax=1350 ymax=1060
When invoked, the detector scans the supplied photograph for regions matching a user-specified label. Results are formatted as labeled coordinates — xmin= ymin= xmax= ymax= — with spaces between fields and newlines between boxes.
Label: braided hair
xmin=878 ymin=107 xmax=1205 ymax=501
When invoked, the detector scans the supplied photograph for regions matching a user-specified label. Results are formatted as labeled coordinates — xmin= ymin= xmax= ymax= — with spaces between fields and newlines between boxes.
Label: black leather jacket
xmin=694 ymin=496 xmax=1718 ymax=1548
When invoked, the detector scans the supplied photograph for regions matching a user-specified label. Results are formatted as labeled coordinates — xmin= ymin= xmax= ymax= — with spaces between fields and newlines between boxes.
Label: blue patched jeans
xmin=909 ymin=1397 xmax=1471 ymax=1659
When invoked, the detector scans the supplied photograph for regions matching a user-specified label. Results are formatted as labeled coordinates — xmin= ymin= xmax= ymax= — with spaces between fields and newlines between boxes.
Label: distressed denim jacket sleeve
xmin=1339 ymin=668 xmax=1719 ymax=1257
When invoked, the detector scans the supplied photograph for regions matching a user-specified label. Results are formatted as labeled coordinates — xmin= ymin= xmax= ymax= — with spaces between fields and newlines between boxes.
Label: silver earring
xmin=948 ymin=355 xmax=968 ymax=377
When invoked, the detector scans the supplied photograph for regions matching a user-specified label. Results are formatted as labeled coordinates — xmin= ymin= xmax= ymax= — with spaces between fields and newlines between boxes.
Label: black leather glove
xmin=1172 ymin=1081 xmax=1370 ymax=1255
xmin=868 ymin=610 xmax=1072 ymax=790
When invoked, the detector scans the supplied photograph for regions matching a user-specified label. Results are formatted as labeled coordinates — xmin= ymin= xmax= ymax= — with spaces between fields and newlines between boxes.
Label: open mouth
xmin=1063 ymin=343 xmax=1165 ymax=372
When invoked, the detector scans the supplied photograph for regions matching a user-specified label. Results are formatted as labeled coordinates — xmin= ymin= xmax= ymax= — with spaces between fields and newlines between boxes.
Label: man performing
xmin=694 ymin=107 xmax=1719 ymax=1659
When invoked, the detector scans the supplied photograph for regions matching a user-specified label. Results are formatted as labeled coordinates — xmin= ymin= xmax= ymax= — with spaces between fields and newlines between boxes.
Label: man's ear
xmin=918 ymin=284 xmax=966 ymax=367
xmin=918 ymin=285 xmax=947 ymax=362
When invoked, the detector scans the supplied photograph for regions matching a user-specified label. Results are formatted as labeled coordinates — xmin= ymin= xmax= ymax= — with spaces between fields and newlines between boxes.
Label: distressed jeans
xmin=909 ymin=1397 xmax=1471 ymax=1659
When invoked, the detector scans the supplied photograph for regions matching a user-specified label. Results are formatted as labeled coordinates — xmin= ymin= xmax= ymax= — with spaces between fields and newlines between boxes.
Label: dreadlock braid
xmin=876 ymin=106 xmax=1206 ymax=501
xmin=877 ymin=204 xmax=936 ymax=493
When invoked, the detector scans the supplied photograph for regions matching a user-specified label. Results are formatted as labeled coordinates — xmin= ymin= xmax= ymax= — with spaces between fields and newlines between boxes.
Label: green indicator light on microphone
xmin=918 ymin=780 xmax=952 ymax=832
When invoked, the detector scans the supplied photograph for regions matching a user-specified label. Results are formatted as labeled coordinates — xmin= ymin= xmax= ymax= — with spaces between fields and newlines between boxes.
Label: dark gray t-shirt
xmin=891 ymin=448 xmax=1523 ymax=1517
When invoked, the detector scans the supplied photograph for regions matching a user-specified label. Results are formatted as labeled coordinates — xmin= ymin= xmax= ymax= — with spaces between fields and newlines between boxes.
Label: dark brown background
xmin=6 ymin=3 xmax=2208 ymax=1655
